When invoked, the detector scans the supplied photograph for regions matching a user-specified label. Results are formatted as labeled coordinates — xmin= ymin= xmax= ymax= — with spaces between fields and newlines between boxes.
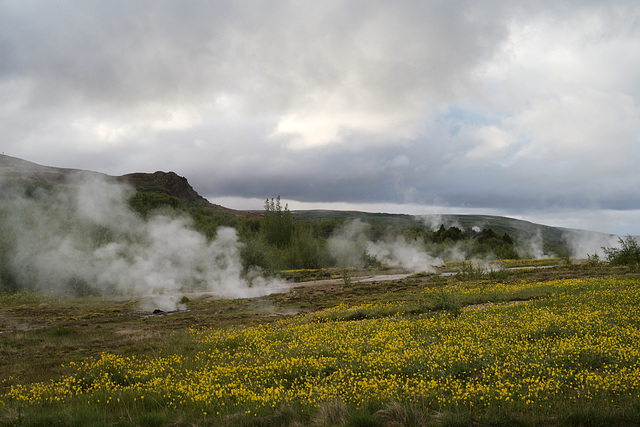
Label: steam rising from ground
xmin=563 ymin=229 xmax=620 ymax=259
xmin=0 ymin=174 xmax=286 ymax=311
xmin=366 ymin=237 xmax=444 ymax=272
xmin=328 ymin=220 xmax=443 ymax=272
xmin=327 ymin=217 xmax=624 ymax=272
xmin=515 ymin=230 xmax=547 ymax=259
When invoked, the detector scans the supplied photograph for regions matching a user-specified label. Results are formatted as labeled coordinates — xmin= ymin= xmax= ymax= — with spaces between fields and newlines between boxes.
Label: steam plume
xmin=563 ymin=229 xmax=620 ymax=259
xmin=0 ymin=174 xmax=286 ymax=310
xmin=328 ymin=220 xmax=443 ymax=272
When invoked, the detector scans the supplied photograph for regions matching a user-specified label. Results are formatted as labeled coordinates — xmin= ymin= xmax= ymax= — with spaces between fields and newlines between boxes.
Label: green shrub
xmin=603 ymin=236 xmax=640 ymax=271
xmin=240 ymin=236 xmax=274 ymax=275
xmin=586 ymin=253 xmax=601 ymax=266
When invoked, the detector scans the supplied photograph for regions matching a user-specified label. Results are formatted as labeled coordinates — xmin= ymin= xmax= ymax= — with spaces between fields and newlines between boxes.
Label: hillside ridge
xmin=118 ymin=171 xmax=211 ymax=206
xmin=0 ymin=154 xmax=237 ymax=214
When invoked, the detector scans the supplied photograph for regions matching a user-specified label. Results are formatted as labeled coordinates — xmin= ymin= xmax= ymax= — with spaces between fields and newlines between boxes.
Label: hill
xmin=292 ymin=210 xmax=572 ymax=247
xmin=0 ymin=153 xmax=94 ymax=183
xmin=0 ymin=154 xmax=241 ymax=216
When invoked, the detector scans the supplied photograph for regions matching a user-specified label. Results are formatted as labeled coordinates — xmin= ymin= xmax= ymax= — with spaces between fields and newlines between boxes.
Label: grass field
xmin=1 ymin=264 xmax=639 ymax=426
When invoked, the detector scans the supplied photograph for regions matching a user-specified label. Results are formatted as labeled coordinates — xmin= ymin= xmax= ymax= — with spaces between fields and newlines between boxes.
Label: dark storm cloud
xmin=1 ymin=1 xmax=640 ymax=234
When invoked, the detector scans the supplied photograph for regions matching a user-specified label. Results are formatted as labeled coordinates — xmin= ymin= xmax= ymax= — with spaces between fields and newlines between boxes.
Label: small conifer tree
xmin=262 ymin=196 xmax=293 ymax=248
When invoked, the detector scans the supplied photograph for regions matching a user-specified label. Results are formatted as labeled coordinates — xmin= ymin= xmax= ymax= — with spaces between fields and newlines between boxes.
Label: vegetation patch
xmin=2 ymin=272 xmax=640 ymax=426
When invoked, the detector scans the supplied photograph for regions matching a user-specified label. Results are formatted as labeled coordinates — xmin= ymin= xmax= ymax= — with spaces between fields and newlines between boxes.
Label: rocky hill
xmin=118 ymin=171 xmax=213 ymax=206
xmin=0 ymin=154 xmax=239 ymax=214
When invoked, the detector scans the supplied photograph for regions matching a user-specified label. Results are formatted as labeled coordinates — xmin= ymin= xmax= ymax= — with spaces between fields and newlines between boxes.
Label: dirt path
xmin=288 ymin=265 xmax=557 ymax=288
xmin=135 ymin=264 xmax=561 ymax=309
xmin=290 ymin=273 xmax=414 ymax=288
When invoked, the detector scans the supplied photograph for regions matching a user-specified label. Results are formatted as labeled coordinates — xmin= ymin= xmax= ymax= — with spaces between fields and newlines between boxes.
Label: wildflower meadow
xmin=2 ymin=274 xmax=640 ymax=426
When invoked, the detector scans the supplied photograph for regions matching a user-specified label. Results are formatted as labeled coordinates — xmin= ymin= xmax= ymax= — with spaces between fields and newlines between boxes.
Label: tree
xmin=262 ymin=196 xmax=293 ymax=248
xmin=284 ymin=224 xmax=332 ymax=269
xmin=603 ymin=236 xmax=640 ymax=270
xmin=240 ymin=235 xmax=274 ymax=275
xmin=473 ymin=228 xmax=518 ymax=259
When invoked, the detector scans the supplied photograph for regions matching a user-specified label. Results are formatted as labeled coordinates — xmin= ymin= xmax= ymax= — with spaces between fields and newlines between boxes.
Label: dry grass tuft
xmin=311 ymin=400 xmax=350 ymax=427
xmin=376 ymin=401 xmax=429 ymax=427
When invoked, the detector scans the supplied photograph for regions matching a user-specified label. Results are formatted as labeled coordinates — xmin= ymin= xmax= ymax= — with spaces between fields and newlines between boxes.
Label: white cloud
xmin=507 ymin=91 xmax=639 ymax=169
xmin=465 ymin=125 xmax=516 ymax=161
xmin=70 ymin=103 xmax=201 ymax=148
xmin=269 ymin=108 xmax=421 ymax=149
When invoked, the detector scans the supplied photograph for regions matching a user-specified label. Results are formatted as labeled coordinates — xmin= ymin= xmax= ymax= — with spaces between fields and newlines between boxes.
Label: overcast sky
xmin=1 ymin=1 xmax=639 ymax=235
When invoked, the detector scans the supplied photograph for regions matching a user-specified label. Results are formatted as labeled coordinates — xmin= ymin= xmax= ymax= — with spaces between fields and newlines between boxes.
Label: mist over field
xmin=325 ymin=215 xmax=621 ymax=273
xmin=563 ymin=229 xmax=620 ymax=259
xmin=328 ymin=219 xmax=444 ymax=272
xmin=0 ymin=160 xmax=626 ymax=314
xmin=0 ymin=175 xmax=286 ymax=311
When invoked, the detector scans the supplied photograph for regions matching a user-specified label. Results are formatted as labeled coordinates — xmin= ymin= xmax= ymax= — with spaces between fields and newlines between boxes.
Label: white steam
xmin=515 ymin=230 xmax=547 ymax=259
xmin=366 ymin=236 xmax=443 ymax=272
xmin=328 ymin=220 xmax=443 ymax=272
xmin=563 ymin=229 xmax=620 ymax=259
xmin=1 ymin=174 xmax=286 ymax=310
xmin=327 ymin=219 xmax=369 ymax=268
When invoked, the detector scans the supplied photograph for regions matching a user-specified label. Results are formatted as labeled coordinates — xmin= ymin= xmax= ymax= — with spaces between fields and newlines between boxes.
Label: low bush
xmin=602 ymin=236 xmax=640 ymax=271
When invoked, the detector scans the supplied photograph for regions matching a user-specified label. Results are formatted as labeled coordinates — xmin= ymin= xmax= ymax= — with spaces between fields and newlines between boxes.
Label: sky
xmin=1 ymin=1 xmax=639 ymax=235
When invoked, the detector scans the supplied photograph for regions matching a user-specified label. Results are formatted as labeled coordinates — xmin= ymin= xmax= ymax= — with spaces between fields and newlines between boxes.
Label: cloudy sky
xmin=1 ymin=1 xmax=639 ymax=235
